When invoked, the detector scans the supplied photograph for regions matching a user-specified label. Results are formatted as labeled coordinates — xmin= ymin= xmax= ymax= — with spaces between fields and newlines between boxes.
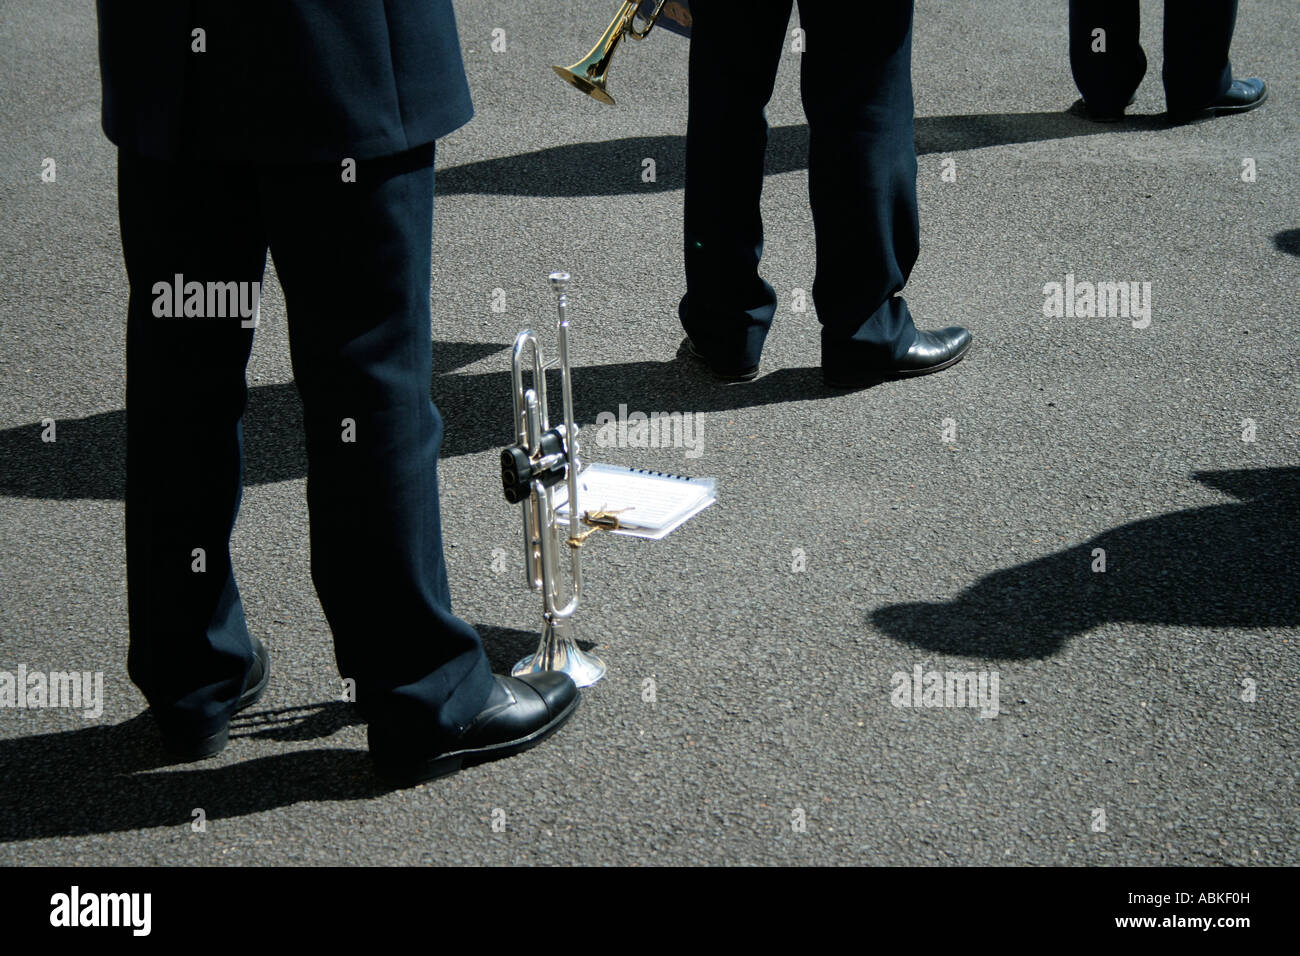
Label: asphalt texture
xmin=0 ymin=0 xmax=1296 ymax=865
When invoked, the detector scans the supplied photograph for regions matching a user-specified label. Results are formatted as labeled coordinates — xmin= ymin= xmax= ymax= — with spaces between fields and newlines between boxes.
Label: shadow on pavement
xmin=232 ymin=701 xmax=365 ymax=743
xmin=0 ymin=346 xmax=837 ymax=500
xmin=871 ymin=467 xmax=1300 ymax=660
xmin=0 ymin=706 xmax=378 ymax=843
xmin=435 ymin=111 xmax=1169 ymax=197
xmin=0 ymin=108 xmax=1170 ymax=501
xmin=476 ymin=623 xmax=606 ymax=677
xmin=1273 ymin=228 xmax=1300 ymax=257
xmin=0 ymin=626 xmax=596 ymax=840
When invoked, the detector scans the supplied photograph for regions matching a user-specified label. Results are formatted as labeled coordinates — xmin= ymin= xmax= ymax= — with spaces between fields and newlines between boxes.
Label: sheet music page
xmin=554 ymin=464 xmax=714 ymax=531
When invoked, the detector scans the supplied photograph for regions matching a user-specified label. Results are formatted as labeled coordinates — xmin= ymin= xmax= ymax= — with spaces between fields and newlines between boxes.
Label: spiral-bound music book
xmin=553 ymin=462 xmax=715 ymax=540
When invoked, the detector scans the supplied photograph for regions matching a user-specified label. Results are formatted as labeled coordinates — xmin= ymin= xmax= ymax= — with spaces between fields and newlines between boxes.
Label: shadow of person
xmin=0 ymin=348 xmax=834 ymax=500
xmin=0 ymin=630 xmax=605 ymax=842
xmin=434 ymin=111 xmax=1167 ymax=198
xmin=437 ymin=360 xmax=836 ymax=459
xmin=0 ymin=705 xmax=377 ymax=843
xmin=232 ymin=700 xmax=366 ymax=743
xmin=0 ymin=339 xmax=514 ymax=501
xmin=870 ymin=467 xmax=1300 ymax=660
xmin=1273 ymin=229 xmax=1300 ymax=258
xmin=2 ymin=111 xmax=1163 ymax=500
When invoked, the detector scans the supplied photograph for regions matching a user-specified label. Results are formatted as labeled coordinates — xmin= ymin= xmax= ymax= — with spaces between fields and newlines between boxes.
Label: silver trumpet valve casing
xmin=502 ymin=272 xmax=606 ymax=687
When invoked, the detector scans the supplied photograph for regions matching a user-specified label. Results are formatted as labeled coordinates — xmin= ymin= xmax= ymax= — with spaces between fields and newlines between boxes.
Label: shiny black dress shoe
xmin=369 ymin=672 xmax=580 ymax=787
xmin=1169 ymin=78 xmax=1267 ymax=121
xmin=824 ymin=326 xmax=971 ymax=388
xmin=678 ymin=337 xmax=759 ymax=382
xmin=157 ymin=637 xmax=270 ymax=762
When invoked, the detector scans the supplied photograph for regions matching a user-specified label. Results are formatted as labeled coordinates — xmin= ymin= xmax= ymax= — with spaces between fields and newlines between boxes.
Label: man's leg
xmin=679 ymin=0 xmax=792 ymax=374
xmin=798 ymin=0 xmax=920 ymax=369
xmin=119 ymin=151 xmax=267 ymax=740
xmin=1162 ymin=0 xmax=1237 ymax=114
xmin=1068 ymin=0 xmax=1147 ymax=116
xmin=259 ymin=145 xmax=493 ymax=747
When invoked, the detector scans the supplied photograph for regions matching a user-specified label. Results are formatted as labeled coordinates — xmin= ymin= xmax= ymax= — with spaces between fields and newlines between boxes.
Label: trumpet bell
xmin=552 ymin=0 xmax=641 ymax=105
xmin=552 ymin=63 xmax=616 ymax=106
xmin=554 ymin=2 xmax=687 ymax=105
xmin=513 ymin=617 xmax=607 ymax=688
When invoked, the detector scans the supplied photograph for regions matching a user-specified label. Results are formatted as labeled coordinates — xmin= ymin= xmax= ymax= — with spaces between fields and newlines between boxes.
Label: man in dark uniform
xmin=97 ymin=0 xmax=578 ymax=787
xmin=1068 ymin=0 xmax=1267 ymax=121
xmin=676 ymin=0 xmax=970 ymax=388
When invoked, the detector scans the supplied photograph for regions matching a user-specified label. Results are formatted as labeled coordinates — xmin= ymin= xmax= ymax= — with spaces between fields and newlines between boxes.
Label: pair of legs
xmin=679 ymin=0 xmax=921 ymax=375
xmin=120 ymin=144 xmax=493 ymax=751
xmin=1068 ymin=0 xmax=1239 ymax=115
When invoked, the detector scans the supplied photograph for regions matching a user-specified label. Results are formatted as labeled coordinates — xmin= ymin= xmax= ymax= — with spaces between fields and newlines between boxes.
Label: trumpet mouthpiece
xmin=549 ymin=272 xmax=571 ymax=295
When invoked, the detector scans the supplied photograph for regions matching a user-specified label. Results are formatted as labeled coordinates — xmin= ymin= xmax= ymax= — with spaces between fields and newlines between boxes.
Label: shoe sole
xmin=824 ymin=338 xmax=972 ymax=389
xmin=160 ymin=642 xmax=271 ymax=762
xmin=680 ymin=339 xmax=759 ymax=382
xmin=372 ymin=693 xmax=581 ymax=788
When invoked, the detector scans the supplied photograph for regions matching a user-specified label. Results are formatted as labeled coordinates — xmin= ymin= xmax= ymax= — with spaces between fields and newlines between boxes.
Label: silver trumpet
xmin=499 ymin=272 xmax=607 ymax=687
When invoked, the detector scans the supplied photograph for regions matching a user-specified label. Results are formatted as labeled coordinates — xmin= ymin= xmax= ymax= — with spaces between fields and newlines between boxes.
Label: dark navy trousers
xmin=1069 ymin=1 xmax=1238 ymax=115
xmin=680 ymin=0 xmax=920 ymax=373
xmin=119 ymin=145 xmax=493 ymax=746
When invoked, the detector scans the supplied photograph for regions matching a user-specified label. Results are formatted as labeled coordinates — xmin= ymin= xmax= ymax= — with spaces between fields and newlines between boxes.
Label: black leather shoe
xmin=369 ymin=672 xmax=580 ymax=787
xmin=678 ymin=337 xmax=759 ymax=382
xmin=1169 ymin=78 xmax=1267 ymax=121
xmin=157 ymin=637 xmax=271 ymax=762
xmin=824 ymin=326 xmax=971 ymax=388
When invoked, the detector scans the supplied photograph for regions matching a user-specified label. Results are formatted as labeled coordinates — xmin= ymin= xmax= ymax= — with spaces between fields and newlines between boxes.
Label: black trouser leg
xmin=119 ymin=151 xmax=265 ymax=737
xmin=799 ymin=0 xmax=920 ymax=367
xmin=259 ymin=145 xmax=492 ymax=743
xmin=1163 ymin=0 xmax=1237 ymax=113
xmin=1069 ymin=0 xmax=1147 ymax=114
xmin=679 ymin=0 xmax=791 ymax=372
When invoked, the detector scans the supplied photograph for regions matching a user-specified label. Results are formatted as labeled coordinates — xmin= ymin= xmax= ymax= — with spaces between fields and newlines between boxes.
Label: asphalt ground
xmin=0 ymin=0 xmax=1296 ymax=865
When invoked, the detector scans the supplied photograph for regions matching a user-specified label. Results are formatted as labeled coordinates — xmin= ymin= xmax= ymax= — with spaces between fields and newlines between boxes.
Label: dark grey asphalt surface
xmin=1 ymin=0 xmax=1296 ymax=865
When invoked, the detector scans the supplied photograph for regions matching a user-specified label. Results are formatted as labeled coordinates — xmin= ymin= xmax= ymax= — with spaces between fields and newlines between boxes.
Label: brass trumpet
xmin=499 ymin=273 xmax=607 ymax=687
xmin=553 ymin=0 xmax=671 ymax=105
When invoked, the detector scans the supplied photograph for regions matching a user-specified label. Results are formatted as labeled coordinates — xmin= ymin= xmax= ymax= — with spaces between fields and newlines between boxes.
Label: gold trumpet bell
xmin=552 ymin=62 xmax=617 ymax=106
xmin=554 ymin=0 xmax=661 ymax=106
